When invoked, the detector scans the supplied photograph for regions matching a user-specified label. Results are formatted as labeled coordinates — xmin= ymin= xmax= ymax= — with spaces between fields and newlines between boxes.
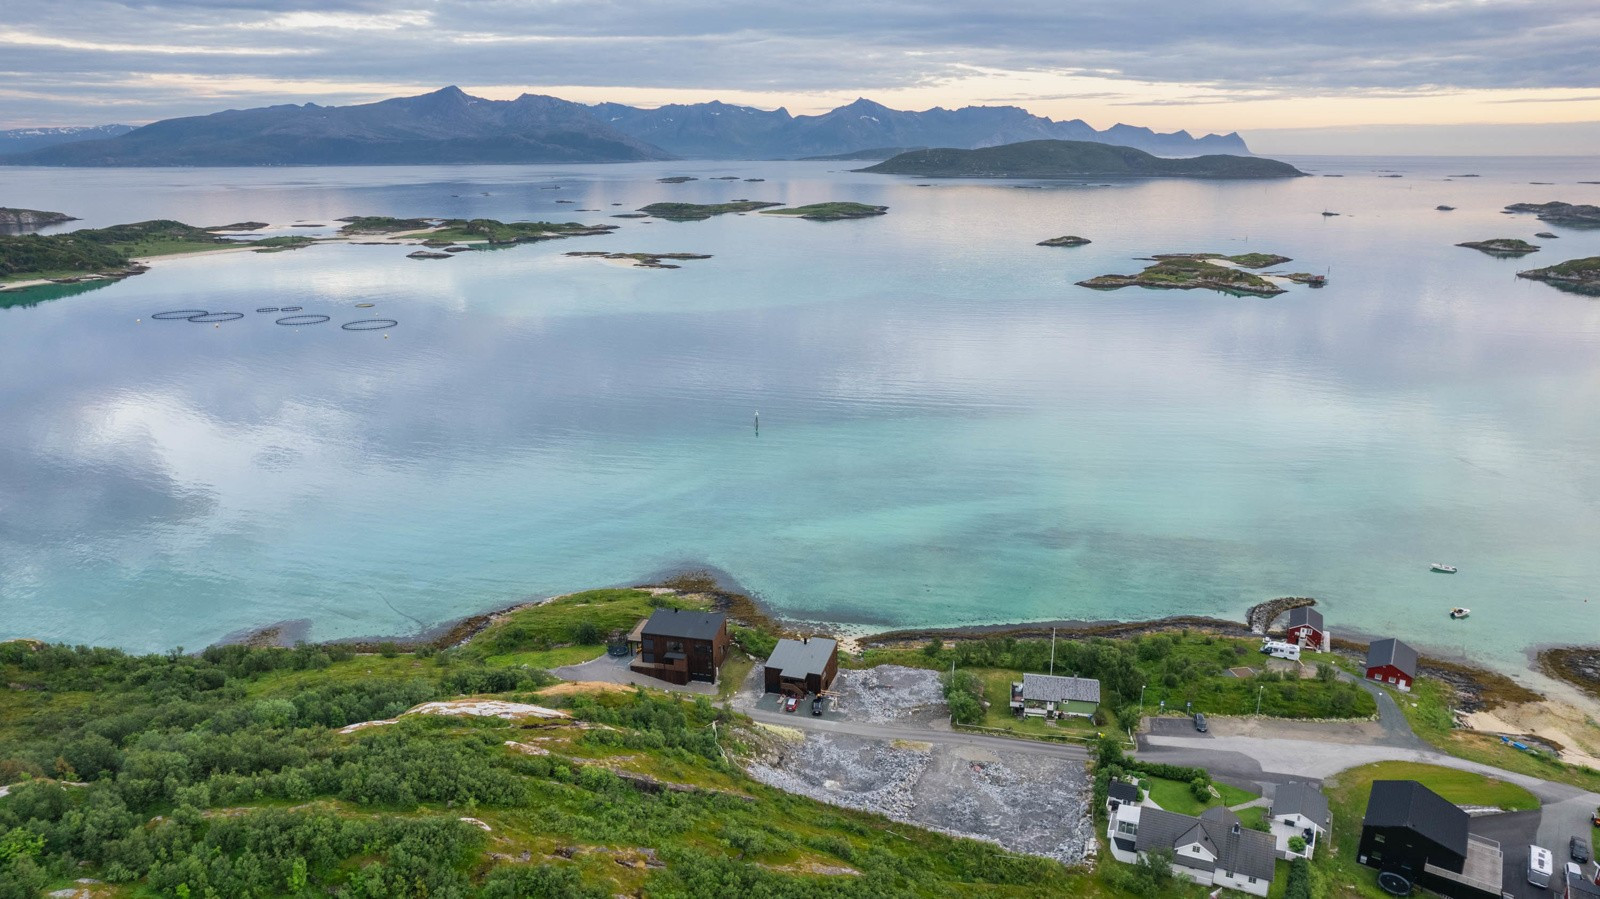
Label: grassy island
xmin=0 ymin=220 xmax=292 ymax=284
xmin=759 ymin=202 xmax=888 ymax=221
xmin=407 ymin=219 xmax=617 ymax=244
xmin=1151 ymin=252 xmax=1291 ymax=269
xmin=1078 ymin=255 xmax=1289 ymax=297
xmin=636 ymin=201 xmax=783 ymax=221
xmin=338 ymin=216 xmax=435 ymax=234
xmin=1456 ymin=238 xmax=1540 ymax=256
xmin=1516 ymin=256 xmax=1600 ymax=295
xmin=861 ymin=140 xmax=1305 ymax=180
xmin=1038 ymin=235 xmax=1091 ymax=247
xmin=1504 ymin=201 xmax=1600 ymax=227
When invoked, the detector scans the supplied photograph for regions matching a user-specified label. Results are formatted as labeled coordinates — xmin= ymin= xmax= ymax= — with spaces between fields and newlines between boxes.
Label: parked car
xmin=812 ymin=696 xmax=825 ymax=716
xmin=1593 ymin=806 xmax=1600 ymax=827
xmin=1194 ymin=712 xmax=1207 ymax=732
xmin=784 ymin=695 xmax=799 ymax=713
xmin=1572 ymin=836 xmax=1591 ymax=864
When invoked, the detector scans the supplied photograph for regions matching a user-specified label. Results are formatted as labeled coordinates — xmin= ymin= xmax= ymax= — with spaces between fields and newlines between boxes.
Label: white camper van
xmin=1529 ymin=845 xmax=1553 ymax=887
xmin=1260 ymin=640 xmax=1302 ymax=661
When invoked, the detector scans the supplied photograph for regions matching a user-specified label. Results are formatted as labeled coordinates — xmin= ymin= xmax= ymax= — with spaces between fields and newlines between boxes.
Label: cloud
xmin=0 ymin=0 xmax=1596 ymax=130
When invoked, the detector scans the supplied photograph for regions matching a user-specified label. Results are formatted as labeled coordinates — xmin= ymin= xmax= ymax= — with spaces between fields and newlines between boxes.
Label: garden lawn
xmin=1145 ymin=775 xmax=1259 ymax=817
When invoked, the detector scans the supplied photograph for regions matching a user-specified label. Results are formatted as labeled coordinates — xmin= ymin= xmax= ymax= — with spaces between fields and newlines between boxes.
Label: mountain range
xmin=0 ymin=125 xmax=134 ymax=156
xmin=1 ymin=87 xmax=1252 ymax=166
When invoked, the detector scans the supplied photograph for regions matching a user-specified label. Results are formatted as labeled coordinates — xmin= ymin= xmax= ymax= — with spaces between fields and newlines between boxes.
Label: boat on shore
xmin=1450 ymin=607 xmax=1470 ymax=619
xmin=1431 ymin=563 xmax=1458 ymax=573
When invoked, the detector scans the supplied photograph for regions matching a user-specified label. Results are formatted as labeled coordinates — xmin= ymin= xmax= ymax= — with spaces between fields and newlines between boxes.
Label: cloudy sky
xmin=3 ymin=0 xmax=1599 ymax=154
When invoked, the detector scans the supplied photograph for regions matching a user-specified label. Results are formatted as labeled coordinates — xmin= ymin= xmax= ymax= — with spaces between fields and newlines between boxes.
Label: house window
xmin=1372 ymin=834 xmax=1385 ymax=844
xmin=667 ymin=640 xmax=684 ymax=654
xmin=1117 ymin=821 xmax=1137 ymax=836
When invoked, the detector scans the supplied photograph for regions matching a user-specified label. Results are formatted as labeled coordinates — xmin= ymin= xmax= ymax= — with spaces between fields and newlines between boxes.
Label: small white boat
xmin=1450 ymin=607 xmax=1470 ymax=619
xmin=1430 ymin=563 xmax=1458 ymax=573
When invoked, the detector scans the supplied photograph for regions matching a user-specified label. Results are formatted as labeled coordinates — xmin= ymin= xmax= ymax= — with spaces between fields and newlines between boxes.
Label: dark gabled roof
xmin=1108 ymin=781 xmax=1140 ymax=804
xmin=1287 ymin=606 xmax=1324 ymax=631
xmin=1134 ymin=806 xmax=1274 ymax=883
xmin=1362 ymin=781 xmax=1468 ymax=855
xmin=640 ymin=608 xmax=726 ymax=642
xmin=765 ymin=637 xmax=837 ymax=680
xmin=1366 ymin=638 xmax=1418 ymax=677
xmin=1272 ymin=781 xmax=1330 ymax=831
xmin=1021 ymin=673 xmax=1100 ymax=703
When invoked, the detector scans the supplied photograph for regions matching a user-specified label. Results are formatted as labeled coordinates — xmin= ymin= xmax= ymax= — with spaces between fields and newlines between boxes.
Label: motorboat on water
xmin=1430 ymin=563 xmax=1458 ymax=573
xmin=1450 ymin=607 xmax=1470 ymax=619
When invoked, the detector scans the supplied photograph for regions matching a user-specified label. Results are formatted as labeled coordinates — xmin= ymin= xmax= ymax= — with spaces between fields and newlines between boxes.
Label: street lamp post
xmin=1139 ymin=684 xmax=1147 ymax=716
xmin=1256 ymin=685 xmax=1264 ymax=715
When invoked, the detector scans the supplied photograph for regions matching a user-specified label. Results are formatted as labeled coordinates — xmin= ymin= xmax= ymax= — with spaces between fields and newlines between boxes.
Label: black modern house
xmin=1357 ymin=780 xmax=1503 ymax=899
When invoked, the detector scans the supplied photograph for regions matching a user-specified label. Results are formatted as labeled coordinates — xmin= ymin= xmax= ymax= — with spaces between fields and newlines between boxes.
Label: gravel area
xmin=747 ymin=730 xmax=1093 ymax=864
xmin=830 ymin=665 xmax=947 ymax=724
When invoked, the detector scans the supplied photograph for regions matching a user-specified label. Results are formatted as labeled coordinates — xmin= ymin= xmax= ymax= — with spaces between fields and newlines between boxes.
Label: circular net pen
xmin=280 ymin=305 xmax=304 ymax=312
xmin=151 ymin=309 xmax=209 ymax=320
xmin=256 ymin=307 xmax=281 ymax=313
xmin=187 ymin=312 xmax=245 ymax=323
xmin=341 ymin=319 xmax=398 ymax=331
xmin=276 ymin=314 xmax=331 ymax=326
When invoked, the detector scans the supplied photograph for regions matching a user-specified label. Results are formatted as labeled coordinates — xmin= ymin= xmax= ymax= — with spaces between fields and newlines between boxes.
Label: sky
xmin=2 ymin=0 xmax=1599 ymax=155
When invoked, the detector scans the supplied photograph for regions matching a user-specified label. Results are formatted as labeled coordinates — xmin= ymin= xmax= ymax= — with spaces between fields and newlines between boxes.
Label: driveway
xmin=551 ymin=651 xmax=719 ymax=696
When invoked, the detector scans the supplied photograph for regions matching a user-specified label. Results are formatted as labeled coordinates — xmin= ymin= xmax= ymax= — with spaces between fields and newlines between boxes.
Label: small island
xmin=1 ymin=219 xmax=296 ymax=287
xmin=860 ymin=139 xmax=1305 ymax=180
xmin=1456 ymin=238 xmax=1540 ymax=256
xmin=1536 ymin=232 xmax=1559 ymax=239
xmin=1077 ymin=254 xmax=1302 ymax=297
xmin=1504 ymin=201 xmax=1600 ymax=227
xmin=1436 ymin=205 xmax=1455 ymax=211
xmin=1037 ymin=235 xmax=1091 ymax=247
xmin=637 ymin=201 xmax=783 ymax=221
xmin=403 ymin=219 xmax=617 ymax=244
xmin=1152 ymin=252 xmax=1292 ymax=268
xmin=1516 ymin=256 xmax=1600 ymax=295
xmin=656 ymin=176 xmax=697 ymax=184
xmin=339 ymin=216 xmax=436 ymax=234
xmin=206 ymin=221 xmax=270 ymax=232
xmin=0 ymin=207 xmax=77 ymax=230
xmin=759 ymin=202 xmax=888 ymax=221
xmin=564 ymin=251 xmax=711 ymax=269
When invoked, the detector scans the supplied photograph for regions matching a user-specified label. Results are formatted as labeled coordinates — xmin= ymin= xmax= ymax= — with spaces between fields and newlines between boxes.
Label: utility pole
xmin=1139 ymin=684 xmax=1147 ymax=716
xmin=1049 ymin=627 xmax=1056 ymax=675
xmin=1256 ymin=685 xmax=1264 ymax=715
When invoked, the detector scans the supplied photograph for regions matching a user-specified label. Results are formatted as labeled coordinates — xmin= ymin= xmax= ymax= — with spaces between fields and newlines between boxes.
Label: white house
xmin=1268 ymin=781 xmax=1330 ymax=860
xmin=1107 ymin=802 xmax=1276 ymax=897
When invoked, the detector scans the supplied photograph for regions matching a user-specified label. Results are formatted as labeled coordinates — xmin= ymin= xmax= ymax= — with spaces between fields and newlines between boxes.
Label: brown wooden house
xmin=763 ymin=637 xmax=839 ymax=696
xmin=629 ymin=608 xmax=729 ymax=685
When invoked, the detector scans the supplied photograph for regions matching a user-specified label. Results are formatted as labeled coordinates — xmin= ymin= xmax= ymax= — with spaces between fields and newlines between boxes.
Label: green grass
xmin=461 ymin=588 xmax=710 ymax=661
xmin=1143 ymin=775 xmax=1258 ymax=817
xmin=966 ymin=669 xmax=1103 ymax=741
xmin=719 ymin=650 xmax=756 ymax=701
xmin=1235 ymin=805 xmax=1268 ymax=829
xmin=1319 ymin=761 xmax=1539 ymax=898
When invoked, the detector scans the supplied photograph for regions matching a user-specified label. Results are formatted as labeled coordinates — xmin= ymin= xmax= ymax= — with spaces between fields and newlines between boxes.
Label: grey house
xmin=1120 ymin=805 xmax=1276 ymax=896
xmin=1011 ymin=673 xmax=1100 ymax=718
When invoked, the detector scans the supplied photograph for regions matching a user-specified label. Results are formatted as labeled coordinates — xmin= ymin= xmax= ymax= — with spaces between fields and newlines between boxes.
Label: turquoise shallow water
xmin=1 ymin=157 xmax=1598 ymax=673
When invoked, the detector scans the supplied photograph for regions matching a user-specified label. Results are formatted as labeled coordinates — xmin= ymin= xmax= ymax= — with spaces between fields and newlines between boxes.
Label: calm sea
xmin=1 ymin=157 xmax=1597 ymax=675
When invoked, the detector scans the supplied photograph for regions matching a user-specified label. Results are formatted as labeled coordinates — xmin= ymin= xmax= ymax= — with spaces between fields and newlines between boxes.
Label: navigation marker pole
xmin=1049 ymin=627 xmax=1056 ymax=676
xmin=754 ymin=410 xmax=759 ymax=437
